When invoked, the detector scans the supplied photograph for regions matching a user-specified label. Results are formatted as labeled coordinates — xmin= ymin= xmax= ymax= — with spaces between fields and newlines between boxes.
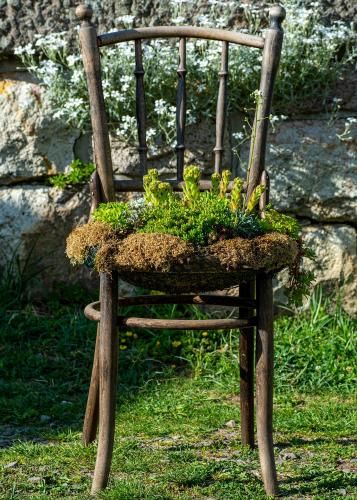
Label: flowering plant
xmin=15 ymin=0 xmax=355 ymax=154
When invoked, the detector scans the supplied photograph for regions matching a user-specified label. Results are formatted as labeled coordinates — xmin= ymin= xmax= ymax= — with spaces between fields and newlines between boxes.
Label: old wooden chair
xmin=75 ymin=3 xmax=286 ymax=496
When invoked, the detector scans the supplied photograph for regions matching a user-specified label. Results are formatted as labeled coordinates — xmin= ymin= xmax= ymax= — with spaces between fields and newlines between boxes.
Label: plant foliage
xmin=89 ymin=166 xmax=314 ymax=306
xmin=49 ymin=159 xmax=95 ymax=188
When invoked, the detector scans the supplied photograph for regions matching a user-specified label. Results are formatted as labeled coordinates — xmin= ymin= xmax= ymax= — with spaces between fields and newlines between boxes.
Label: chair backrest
xmin=75 ymin=4 xmax=285 ymax=204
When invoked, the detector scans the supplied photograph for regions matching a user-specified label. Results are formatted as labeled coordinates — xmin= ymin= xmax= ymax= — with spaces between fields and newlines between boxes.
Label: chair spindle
xmin=176 ymin=37 xmax=187 ymax=181
xmin=214 ymin=41 xmax=229 ymax=174
xmin=134 ymin=39 xmax=148 ymax=174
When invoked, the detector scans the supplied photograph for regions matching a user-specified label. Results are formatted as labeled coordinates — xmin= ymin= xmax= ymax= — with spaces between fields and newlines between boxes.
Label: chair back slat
xmin=134 ymin=39 xmax=148 ymax=175
xmin=98 ymin=26 xmax=264 ymax=49
xmin=176 ymin=37 xmax=187 ymax=181
xmin=214 ymin=41 xmax=229 ymax=174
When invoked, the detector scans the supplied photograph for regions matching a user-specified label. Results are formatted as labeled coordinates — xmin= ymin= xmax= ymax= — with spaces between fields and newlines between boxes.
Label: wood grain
xmin=98 ymin=26 xmax=264 ymax=49
xmin=176 ymin=37 xmax=187 ymax=181
xmin=214 ymin=41 xmax=229 ymax=173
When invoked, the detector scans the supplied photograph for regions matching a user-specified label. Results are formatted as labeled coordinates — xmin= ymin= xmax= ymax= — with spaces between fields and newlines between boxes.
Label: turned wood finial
xmin=269 ymin=5 xmax=286 ymax=31
xmin=75 ymin=4 xmax=93 ymax=23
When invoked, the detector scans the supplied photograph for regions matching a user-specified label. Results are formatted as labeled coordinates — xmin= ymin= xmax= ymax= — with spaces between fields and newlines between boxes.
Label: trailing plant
xmin=49 ymin=159 xmax=95 ymax=188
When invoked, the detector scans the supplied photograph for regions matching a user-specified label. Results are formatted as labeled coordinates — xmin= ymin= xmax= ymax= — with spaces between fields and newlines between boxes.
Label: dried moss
xmin=206 ymin=232 xmax=298 ymax=271
xmin=66 ymin=222 xmax=297 ymax=280
xmin=65 ymin=220 xmax=117 ymax=265
xmin=114 ymin=233 xmax=195 ymax=273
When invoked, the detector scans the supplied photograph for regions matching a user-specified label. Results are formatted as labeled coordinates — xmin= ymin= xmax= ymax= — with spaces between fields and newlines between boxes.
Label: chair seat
xmin=66 ymin=229 xmax=298 ymax=293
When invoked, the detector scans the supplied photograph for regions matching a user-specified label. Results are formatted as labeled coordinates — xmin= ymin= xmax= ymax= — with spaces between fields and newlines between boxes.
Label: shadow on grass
xmin=280 ymin=471 xmax=357 ymax=496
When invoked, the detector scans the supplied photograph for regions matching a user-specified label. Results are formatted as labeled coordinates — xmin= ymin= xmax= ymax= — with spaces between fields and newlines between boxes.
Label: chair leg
xmin=91 ymin=272 xmax=119 ymax=495
xmin=239 ymin=280 xmax=255 ymax=448
xmin=82 ymin=325 xmax=100 ymax=445
xmin=256 ymin=274 xmax=278 ymax=496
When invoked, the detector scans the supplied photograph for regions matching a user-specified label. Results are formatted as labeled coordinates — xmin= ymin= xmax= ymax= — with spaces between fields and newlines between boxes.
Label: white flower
xmin=14 ymin=43 xmax=35 ymax=56
xmin=116 ymin=15 xmax=135 ymax=26
xmin=66 ymin=54 xmax=81 ymax=67
xmin=232 ymin=132 xmax=245 ymax=141
xmin=171 ymin=16 xmax=186 ymax=25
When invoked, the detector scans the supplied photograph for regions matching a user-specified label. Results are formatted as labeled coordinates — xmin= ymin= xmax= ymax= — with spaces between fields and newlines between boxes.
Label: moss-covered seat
xmin=67 ymin=224 xmax=298 ymax=293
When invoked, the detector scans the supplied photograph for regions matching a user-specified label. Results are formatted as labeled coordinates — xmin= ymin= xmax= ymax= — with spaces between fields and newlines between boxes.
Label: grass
xmin=0 ymin=276 xmax=356 ymax=498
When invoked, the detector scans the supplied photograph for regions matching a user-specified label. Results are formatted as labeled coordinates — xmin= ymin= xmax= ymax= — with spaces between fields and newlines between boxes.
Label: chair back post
xmin=246 ymin=5 xmax=285 ymax=201
xmin=76 ymin=4 xmax=115 ymax=202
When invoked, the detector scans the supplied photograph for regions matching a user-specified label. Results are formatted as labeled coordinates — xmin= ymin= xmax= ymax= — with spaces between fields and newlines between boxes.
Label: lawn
xmin=0 ymin=280 xmax=356 ymax=498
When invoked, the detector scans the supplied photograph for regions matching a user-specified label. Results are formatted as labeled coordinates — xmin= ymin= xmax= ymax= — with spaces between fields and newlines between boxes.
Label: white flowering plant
xmin=15 ymin=0 xmax=355 ymax=153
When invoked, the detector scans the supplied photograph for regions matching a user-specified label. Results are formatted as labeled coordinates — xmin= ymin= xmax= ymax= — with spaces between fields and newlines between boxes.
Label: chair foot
xmin=91 ymin=272 xmax=119 ymax=495
xmin=83 ymin=325 xmax=100 ymax=445
xmin=256 ymin=275 xmax=278 ymax=496
xmin=239 ymin=281 xmax=255 ymax=448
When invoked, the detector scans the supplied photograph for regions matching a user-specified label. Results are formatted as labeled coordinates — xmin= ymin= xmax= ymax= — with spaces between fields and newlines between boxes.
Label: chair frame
xmin=74 ymin=4 xmax=285 ymax=496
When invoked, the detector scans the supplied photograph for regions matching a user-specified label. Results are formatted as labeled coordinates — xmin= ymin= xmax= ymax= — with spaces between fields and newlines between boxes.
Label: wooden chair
xmin=75 ymin=3 xmax=286 ymax=496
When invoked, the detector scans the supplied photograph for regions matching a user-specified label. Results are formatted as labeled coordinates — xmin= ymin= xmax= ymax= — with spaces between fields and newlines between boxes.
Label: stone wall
xmin=0 ymin=1 xmax=356 ymax=314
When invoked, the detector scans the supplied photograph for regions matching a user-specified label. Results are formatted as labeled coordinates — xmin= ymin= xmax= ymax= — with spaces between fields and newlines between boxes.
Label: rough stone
xmin=0 ymin=184 xmax=96 ymax=292
xmin=0 ymin=79 xmax=80 ymax=184
xmin=110 ymin=120 xmax=231 ymax=176
xmin=240 ymin=117 xmax=357 ymax=223
xmin=0 ymin=0 xmax=268 ymax=56
xmin=275 ymin=224 xmax=356 ymax=315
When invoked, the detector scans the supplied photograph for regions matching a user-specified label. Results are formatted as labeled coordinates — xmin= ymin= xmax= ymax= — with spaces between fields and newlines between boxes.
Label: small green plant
xmin=183 ymin=165 xmax=201 ymax=205
xmin=219 ymin=170 xmax=231 ymax=199
xmin=92 ymin=202 xmax=134 ymax=232
xmin=245 ymin=184 xmax=265 ymax=214
xmin=230 ymin=177 xmax=244 ymax=212
xmin=259 ymin=205 xmax=301 ymax=239
xmin=49 ymin=159 xmax=95 ymax=188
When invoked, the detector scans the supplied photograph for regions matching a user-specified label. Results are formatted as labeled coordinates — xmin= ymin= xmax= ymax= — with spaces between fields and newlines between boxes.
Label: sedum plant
xmin=89 ymin=166 xmax=315 ymax=305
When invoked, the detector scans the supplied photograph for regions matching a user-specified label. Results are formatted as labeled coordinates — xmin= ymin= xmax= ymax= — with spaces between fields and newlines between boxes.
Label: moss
xmin=65 ymin=220 xmax=117 ymax=265
xmin=114 ymin=233 xmax=195 ymax=273
xmin=206 ymin=232 xmax=298 ymax=271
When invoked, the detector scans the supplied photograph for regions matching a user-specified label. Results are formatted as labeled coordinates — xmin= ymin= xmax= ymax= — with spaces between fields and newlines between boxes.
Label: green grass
xmin=0 ymin=281 xmax=356 ymax=498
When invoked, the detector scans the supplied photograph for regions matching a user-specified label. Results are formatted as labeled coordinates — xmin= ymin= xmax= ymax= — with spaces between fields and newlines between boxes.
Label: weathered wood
xmin=118 ymin=316 xmax=256 ymax=330
xmin=76 ymin=5 xmax=115 ymax=202
xmin=214 ymin=41 xmax=229 ymax=173
xmin=176 ymin=37 xmax=187 ymax=181
xmin=82 ymin=325 xmax=100 ymax=445
xmin=256 ymin=273 xmax=278 ymax=496
xmin=114 ymin=178 xmax=247 ymax=193
xmin=84 ymin=300 xmax=257 ymax=329
xmin=239 ymin=280 xmax=255 ymax=448
xmin=259 ymin=170 xmax=270 ymax=217
xmin=98 ymin=26 xmax=265 ymax=49
xmin=246 ymin=6 xmax=285 ymax=201
xmin=134 ymin=39 xmax=148 ymax=174
xmin=89 ymin=170 xmax=102 ymax=217
xmin=91 ymin=272 xmax=119 ymax=494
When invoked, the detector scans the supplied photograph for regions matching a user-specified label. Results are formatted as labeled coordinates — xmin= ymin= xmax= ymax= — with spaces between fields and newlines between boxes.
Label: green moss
xmin=49 ymin=159 xmax=95 ymax=189
xmin=92 ymin=202 xmax=133 ymax=232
